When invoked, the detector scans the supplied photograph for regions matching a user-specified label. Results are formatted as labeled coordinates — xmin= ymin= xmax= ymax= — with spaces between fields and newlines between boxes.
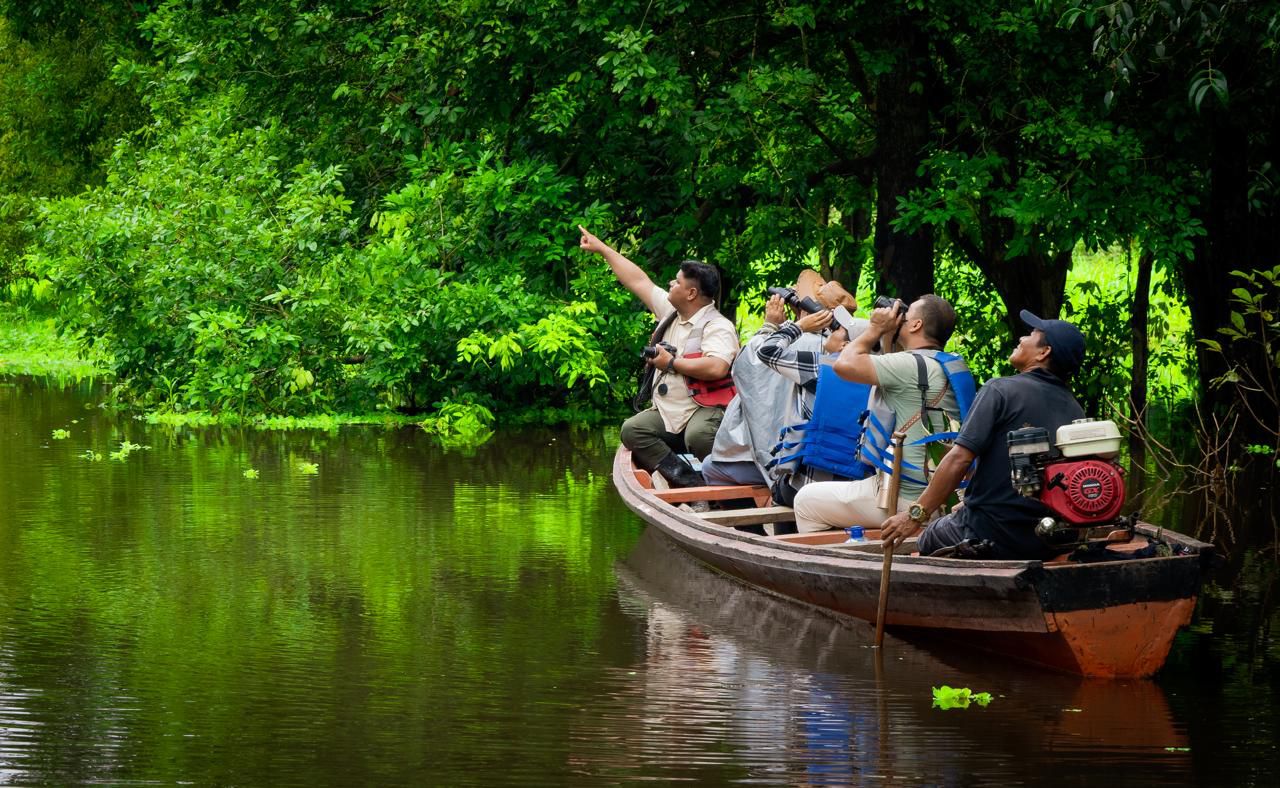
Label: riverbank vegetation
xmin=1 ymin=2 xmax=1276 ymax=510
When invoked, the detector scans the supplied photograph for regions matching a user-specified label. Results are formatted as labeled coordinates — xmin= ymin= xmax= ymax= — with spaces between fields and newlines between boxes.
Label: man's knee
xmin=684 ymin=408 xmax=723 ymax=459
xmin=620 ymin=412 xmax=656 ymax=450
xmin=916 ymin=513 xmax=973 ymax=556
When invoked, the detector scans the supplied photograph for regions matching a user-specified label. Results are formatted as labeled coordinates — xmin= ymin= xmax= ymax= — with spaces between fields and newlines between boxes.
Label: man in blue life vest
xmin=579 ymin=225 xmax=739 ymax=488
xmin=792 ymin=295 xmax=963 ymax=532
xmin=879 ymin=311 xmax=1087 ymax=559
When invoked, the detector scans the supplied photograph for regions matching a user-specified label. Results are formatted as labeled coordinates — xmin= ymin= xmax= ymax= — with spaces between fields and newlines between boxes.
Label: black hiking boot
xmin=655 ymin=453 xmax=705 ymax=489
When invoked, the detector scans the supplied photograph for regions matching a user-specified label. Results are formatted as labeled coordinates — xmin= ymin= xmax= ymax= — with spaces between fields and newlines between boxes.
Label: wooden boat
xmin=612 ymin=446 xmax=1215 ymax=678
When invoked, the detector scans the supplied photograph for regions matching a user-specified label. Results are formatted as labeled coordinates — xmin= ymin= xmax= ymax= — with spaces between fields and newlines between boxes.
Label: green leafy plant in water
xmin=51 ymin=428 xmax=70 ymax=439
xmin=109 ymin=440 xmax=147 ymax=461
xmin=81 ymin=450 xmax=103 ymax=462
xmin=932 ymin=685 xmax=993 ymax=710
xmin=296 ymin=462 xmax=319 ymax=475
xmin=243 ymin=468 xmax=260 ymax=479
xmin=419 ymin=399 xmax=496 ymax=449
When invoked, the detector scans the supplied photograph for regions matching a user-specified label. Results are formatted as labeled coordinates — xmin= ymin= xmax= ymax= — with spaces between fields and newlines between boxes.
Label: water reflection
xmin=596 ymin=529 xmax=1193 ymax=785
xmin=0 ymin=377 xmax=1275 ymax=785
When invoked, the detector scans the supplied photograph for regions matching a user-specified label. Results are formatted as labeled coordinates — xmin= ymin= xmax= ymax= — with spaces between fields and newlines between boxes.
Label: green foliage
xmin=1201 ymin=265 xmax=1280 ymax=448
xmin=0 ymin=313 xmax=105 ymax=379
xmin=0 ymin=0 xmax=1261 ymax=453
xmin=932 ymin=685 xmax=994 ymax=709
xmin=109 ymin=440 xmax=147 ymax=461
xmin=29 ymin=90 xmax=357 ymax=414
xmin=420 ymin=400 xmax=496 ymax=450
xmin=0 ymin=9 xmax=148 ymax=269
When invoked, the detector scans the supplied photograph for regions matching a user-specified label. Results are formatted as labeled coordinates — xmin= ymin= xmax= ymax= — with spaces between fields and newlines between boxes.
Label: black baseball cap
xmin=1019 ymin=309 xmax=1085 ymax=374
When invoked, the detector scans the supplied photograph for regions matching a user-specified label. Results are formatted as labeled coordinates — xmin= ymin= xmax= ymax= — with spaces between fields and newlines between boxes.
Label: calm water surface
xmin=0 ymin=378 xmax=1276 ymax=786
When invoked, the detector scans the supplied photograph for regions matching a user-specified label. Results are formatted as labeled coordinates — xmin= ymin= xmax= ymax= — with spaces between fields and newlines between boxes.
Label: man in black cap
xmin=879 ymin=310 xmax=1087 ymax=559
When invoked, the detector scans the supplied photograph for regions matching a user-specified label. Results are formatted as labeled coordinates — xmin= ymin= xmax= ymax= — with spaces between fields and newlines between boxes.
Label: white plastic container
xmin=1055 ymin=418 xmax=1122 ymax=458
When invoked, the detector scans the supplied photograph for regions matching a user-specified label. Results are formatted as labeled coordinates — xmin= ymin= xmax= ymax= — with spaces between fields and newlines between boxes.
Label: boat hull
xmin=611 ymin=447 xmax=1211 ymax=678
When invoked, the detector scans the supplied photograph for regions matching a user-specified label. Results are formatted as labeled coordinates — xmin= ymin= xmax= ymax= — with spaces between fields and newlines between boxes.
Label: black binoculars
xmin=766 ymin=286 xmax=827 ymax=316
xmin=873 ymin=295 xmax=908 ymax=316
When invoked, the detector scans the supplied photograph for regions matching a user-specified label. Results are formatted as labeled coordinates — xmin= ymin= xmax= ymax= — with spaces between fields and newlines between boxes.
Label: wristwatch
xmin=666 ymin=356 xmax=678 ymax=374
xmin=907 ymin=502 xmax=930 ymax=525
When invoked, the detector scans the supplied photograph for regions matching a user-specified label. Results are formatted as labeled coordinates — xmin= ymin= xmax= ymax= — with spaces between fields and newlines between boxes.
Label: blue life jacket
xmin=856 ymin=350 xmax=977 ymax=487
xmin=768 ymin=358 xmax=876 ymax=481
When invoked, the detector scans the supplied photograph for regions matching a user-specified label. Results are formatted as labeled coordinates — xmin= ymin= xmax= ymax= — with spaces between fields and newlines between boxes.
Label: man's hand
xmin=649 ymin=344 xmax=675 ymax=371
xmin=796 ymin=309 xmax=832 ymax=334
xmin=578 ymin=225 xmax=609 ymax=256
xmin=868 ymin=300 xmax=906 ymax=338
xmin=880 ymin=512 xmax=922 ymax=548
xmin=764 ymin=294 xmax=787 ymax=326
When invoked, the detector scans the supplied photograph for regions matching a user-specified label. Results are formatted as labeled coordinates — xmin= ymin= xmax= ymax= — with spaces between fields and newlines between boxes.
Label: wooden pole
xmin=875 ymin=431 xmax=908 ymax=648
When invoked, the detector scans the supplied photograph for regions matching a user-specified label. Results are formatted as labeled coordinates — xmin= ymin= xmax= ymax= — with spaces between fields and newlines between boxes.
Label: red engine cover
xmin=1040 ymin=459 xmax=1125 ymax=524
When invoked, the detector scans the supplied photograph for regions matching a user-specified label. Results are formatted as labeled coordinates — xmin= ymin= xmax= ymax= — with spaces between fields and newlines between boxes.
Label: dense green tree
xmin=1060 ymin=0 xmax=1279 ymax=443
xmin=0 ymin=3 xmax=150 ymax=272
xmin=3 ymin=0 xmax=1276 ymax=457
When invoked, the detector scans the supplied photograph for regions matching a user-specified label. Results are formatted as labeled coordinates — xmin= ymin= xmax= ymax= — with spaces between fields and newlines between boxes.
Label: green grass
xmin=0 ymin=314 xmax=106 ymax=379
xmin=144 ymin=410 xmax=423 ymax=430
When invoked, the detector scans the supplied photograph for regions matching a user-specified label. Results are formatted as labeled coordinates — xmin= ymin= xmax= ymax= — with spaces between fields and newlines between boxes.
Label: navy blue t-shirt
xmin=951 ymin=368 xmax=1085 ymax=559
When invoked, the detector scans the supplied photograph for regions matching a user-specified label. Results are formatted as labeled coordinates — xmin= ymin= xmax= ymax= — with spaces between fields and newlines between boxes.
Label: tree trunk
xmin=1183 ymin=116 xmax=1280 ymax=448
xmin=873 ymin=21 xmax=934 ymax=300
xmin=830 ymin=204 xmax=871 ymax=294
xmin=963 ymin=245 xmax=1072 ymax=344
xmin=1129 ymin=248 xmax=1153 ymax=504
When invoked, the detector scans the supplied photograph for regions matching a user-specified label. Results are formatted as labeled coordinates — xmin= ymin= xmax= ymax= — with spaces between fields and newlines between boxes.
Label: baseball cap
xmin=1019 ymin=309 xmax=1085 ymax=374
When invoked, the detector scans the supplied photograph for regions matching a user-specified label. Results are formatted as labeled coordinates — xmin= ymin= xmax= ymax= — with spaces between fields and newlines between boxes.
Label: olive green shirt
xmin=869 ymin=350 xmax=961 ymax=499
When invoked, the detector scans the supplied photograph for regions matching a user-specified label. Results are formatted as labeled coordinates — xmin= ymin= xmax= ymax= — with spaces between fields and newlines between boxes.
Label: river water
xmin=0 ymin=378 xmax=1275 ymax=786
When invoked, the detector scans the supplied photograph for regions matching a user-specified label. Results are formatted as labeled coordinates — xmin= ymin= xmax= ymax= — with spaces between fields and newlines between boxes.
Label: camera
xmin=641 ymin=341 xmax=676 ymax=360
xmin=873 ymin=295 xmax=908 ymax=316
xmin=766 ymin=286 xmax=828 ymax=317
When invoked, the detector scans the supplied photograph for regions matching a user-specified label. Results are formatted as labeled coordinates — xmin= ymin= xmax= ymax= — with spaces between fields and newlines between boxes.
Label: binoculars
xmin=766 ymin=286 xmax=827 ymax=317
xmin=873 ymin=295 xmax=908 ymax=316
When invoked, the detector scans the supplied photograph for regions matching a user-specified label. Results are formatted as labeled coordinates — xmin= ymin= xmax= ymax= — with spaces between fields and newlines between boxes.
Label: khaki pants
xmin=621 ymin=406 xmax=724 ymax=471
xmin=792 ymin=475 xmax=911 ymax=533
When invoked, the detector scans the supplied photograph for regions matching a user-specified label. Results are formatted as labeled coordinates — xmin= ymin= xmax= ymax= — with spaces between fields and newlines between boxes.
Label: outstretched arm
xmin=579 ymin=225 xmax=656 ymax=308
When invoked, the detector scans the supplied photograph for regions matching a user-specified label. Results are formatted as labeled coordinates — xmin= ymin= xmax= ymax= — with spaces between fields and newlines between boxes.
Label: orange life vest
xmin=682 ymin=312 xmax=737 ymax=408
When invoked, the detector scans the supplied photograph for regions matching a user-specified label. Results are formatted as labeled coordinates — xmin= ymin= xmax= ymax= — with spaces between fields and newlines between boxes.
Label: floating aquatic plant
xmin=932 ymin=685 xmax=993 ymax=710
xmin=52 ymin=429 xmax=70 ymax=439
xmin=296 ymin=462 xmax=319 ymax=475
xmin=81 ymin=450 xmax=103 ymax=462
xmin=243 ymin=468 xmax=260 ymax=479
xmin=109 ymin=440 xmax=148 ymax=461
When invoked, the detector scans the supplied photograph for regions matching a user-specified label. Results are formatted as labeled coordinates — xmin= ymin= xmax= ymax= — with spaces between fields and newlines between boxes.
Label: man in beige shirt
xmin=579 ymin=226 xmax=739 ymax=487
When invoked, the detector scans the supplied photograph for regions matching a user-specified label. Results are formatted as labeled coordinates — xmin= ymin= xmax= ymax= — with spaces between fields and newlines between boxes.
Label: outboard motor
xmin=1007 ymin=419 xmax=1126 ymax=543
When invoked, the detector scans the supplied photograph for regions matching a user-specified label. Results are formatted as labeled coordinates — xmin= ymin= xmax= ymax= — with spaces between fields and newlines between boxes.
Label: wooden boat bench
xmin=632 ymin=460 xmax=772 ymax=508
xmin=652 ymin=485 xmax=774 ymax=508
xmin=696 ymin=505 xmax=795 ymax=526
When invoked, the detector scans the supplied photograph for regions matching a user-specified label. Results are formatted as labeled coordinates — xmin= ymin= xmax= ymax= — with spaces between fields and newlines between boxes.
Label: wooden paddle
xmin=875 ymin=430 xmax=908 ymax=648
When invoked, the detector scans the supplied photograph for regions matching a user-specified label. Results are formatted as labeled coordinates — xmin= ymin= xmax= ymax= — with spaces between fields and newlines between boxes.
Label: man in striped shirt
xmin=757 ymin=292 xmax=870 ymax=505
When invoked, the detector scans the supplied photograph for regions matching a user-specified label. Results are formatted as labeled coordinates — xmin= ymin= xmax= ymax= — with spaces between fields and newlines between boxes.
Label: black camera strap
xmin=648 ymin=309 xmax=678 ymax=346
